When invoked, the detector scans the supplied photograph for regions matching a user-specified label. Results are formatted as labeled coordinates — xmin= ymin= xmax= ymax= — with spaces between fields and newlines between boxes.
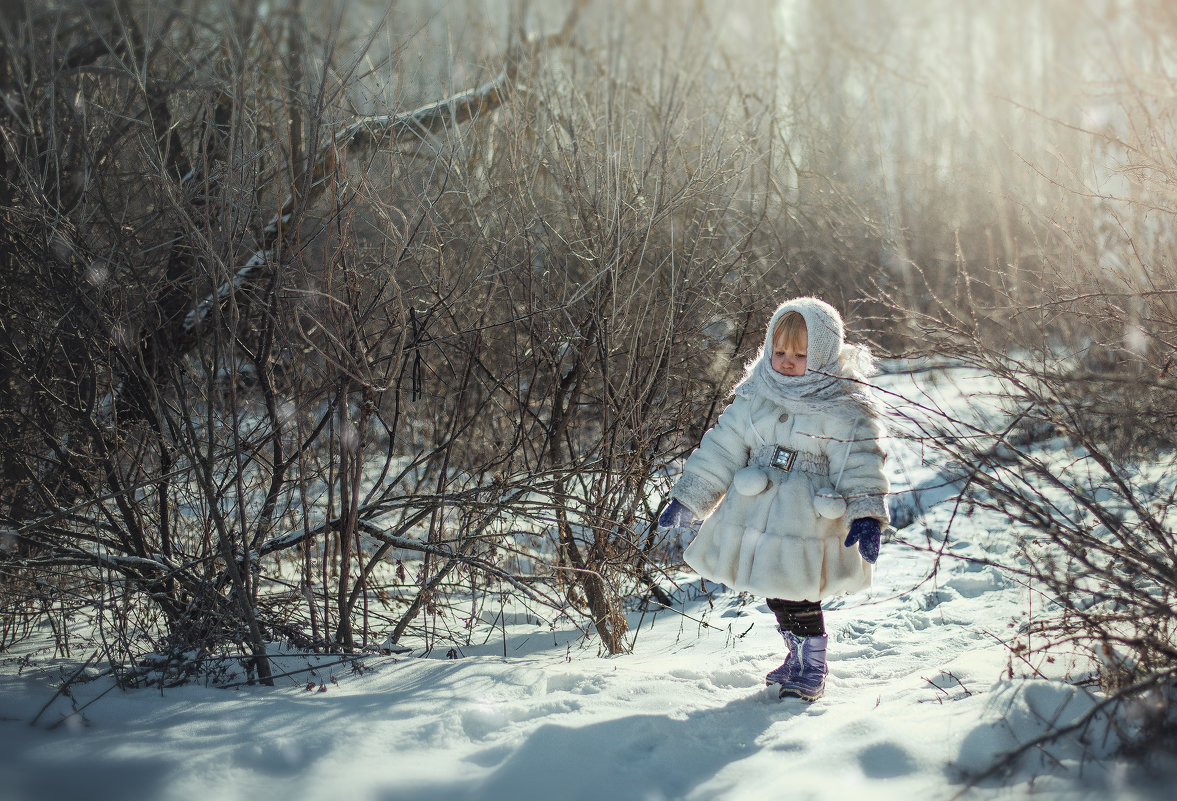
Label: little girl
xmin=659 ymin=297 xmax=890 ymax=701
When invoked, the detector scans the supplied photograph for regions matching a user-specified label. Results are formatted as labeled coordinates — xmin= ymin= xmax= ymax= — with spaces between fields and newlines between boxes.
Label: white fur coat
xmin=670 ymin=393 xmax=889 ymax=601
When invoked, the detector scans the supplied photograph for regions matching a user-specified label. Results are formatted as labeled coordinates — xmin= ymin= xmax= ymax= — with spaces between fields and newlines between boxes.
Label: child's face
xmin=771 ymin=330 xmax=808 ymax=377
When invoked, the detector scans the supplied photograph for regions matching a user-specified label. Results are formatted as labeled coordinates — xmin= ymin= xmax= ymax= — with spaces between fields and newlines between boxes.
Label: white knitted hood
xmin=733 ymin=296 xmax=882 ymax=419
xmin=762 ymin=296 xmax=845 ymax=372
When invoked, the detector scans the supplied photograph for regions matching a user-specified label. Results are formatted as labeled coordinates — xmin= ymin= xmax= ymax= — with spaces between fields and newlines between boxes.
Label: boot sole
xmin=776 ymin=683 xmax=824 ymax=702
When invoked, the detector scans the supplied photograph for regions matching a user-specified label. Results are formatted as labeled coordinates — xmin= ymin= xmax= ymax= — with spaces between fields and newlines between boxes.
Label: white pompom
xmin=732 ymin=466 xmax=769 ymax=496
xmin=813 ymin=489 xmax=847 ymax=518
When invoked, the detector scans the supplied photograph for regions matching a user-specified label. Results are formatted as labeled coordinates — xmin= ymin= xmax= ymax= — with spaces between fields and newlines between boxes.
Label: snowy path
xmin=1 ymin=368 xmax=1172 ymax=801
xmin=0 ymin=515 xmax=1158 ymax=801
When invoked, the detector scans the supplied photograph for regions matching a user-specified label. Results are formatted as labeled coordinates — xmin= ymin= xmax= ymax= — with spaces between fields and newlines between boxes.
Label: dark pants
xmin=766 ymin=598 xmax=825 ymax=637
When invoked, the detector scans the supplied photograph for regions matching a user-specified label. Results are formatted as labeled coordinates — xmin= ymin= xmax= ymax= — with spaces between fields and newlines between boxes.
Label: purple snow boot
xmin=764 ymin=627 xmax=799 ymax=686
xmin=775 ymin=632 xmax=828 ymax=701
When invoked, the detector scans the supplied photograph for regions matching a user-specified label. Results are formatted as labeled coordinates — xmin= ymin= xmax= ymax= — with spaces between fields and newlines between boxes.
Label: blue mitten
xmin=658 ymin=499 xmax=695 ymax=530
xmin=844 ymin=518 xmax=882 ymax=564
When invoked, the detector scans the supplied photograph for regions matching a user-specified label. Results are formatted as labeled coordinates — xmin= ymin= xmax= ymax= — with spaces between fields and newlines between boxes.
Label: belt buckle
xmin=771 ymin=446 xmax=797 ymax=472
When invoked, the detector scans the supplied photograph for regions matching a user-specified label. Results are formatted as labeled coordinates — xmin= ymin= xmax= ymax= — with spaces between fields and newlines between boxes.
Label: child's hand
xmin=658 ymin=499 xmax=696 ymax=531
xmin=844 ymin=518 xmax=882 ymax=563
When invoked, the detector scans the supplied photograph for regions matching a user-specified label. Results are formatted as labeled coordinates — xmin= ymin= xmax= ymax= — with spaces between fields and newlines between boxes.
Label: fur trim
xmin=670 ymin=472 xmax=726 ymax=518
xmin=845 ymin=492 xmax=889 ymax=526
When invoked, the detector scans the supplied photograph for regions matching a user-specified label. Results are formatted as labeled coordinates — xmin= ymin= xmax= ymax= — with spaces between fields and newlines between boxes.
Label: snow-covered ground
xmin=1 ymin=366 xmax=1174 ymax=801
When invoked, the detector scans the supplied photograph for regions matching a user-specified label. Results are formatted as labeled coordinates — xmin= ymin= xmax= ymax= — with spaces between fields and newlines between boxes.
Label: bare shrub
xmin=0 ymin=0 xmax=579 ymax=681
xmin=0 ymin=0 xmax=817 ymax=678
xmin=877 ymin=3 xmax=1177 ymax=760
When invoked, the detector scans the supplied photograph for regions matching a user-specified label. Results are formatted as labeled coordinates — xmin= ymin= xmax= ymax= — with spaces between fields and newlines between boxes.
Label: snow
xmin=1 ymin=365 xmax=1174 ymax=801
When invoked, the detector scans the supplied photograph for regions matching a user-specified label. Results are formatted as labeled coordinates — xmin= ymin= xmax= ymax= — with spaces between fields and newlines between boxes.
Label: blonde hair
xmin=772 ymin=311 xmax=807 ymax=352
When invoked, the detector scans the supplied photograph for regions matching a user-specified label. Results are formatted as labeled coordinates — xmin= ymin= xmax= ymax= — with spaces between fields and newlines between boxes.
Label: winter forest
xmin=1 ymin=0 xmax=1175 ymax=799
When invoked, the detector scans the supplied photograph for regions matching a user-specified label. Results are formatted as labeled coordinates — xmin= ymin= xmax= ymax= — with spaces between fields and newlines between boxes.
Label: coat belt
xmin=751 ymin=443 xmax=829 ymax=476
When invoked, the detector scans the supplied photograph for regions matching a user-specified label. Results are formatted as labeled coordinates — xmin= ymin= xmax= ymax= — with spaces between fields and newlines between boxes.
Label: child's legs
xmin=765 ymin=598 xmax=825 ymax=636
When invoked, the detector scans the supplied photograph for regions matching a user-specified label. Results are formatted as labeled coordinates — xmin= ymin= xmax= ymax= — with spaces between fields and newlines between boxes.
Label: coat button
xmin=779 ymin=412 xmax=789 ymax=422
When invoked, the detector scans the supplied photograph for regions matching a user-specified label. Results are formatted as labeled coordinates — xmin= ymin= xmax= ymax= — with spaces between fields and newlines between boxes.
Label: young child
xmin=659 ymin=297 xmax=890 ymax=701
